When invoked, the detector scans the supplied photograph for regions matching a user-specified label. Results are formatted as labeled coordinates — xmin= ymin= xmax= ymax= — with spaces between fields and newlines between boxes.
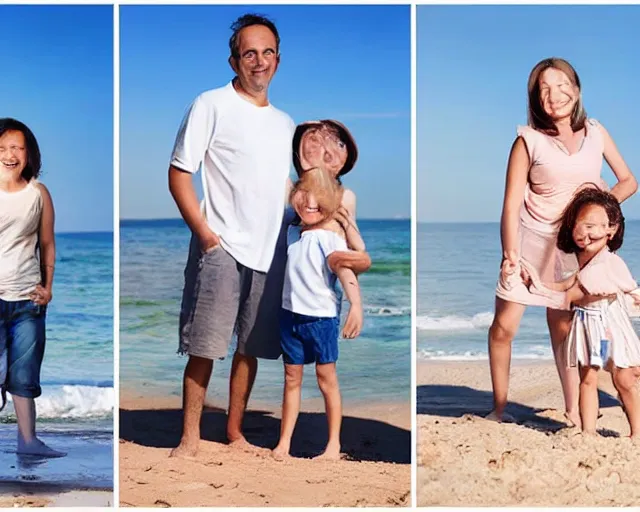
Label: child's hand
xmin=342 ymin=304 xmax=363 ymax=339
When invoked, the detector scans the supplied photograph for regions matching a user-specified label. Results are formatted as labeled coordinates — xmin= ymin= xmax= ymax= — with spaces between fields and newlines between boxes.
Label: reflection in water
xmin=16 ymin=453 xmax=49 ymax=473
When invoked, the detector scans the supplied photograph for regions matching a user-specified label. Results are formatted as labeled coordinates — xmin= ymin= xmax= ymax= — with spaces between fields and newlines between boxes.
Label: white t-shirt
xmin=171 ymin=81 xmax=295 ymax=272
xmin=282 ymin=226 xmax=347 ymax=318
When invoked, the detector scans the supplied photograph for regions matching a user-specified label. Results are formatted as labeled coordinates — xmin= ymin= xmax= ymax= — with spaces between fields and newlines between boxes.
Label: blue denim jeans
xmin=0 ymin=299 xmax=46 ymax=398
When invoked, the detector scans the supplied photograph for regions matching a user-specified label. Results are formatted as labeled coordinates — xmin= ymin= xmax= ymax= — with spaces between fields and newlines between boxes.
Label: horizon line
xmin=419 ymin=218 xmax=640 ymax=224
xmin=120 ymin=216 xmax=410 ymax=222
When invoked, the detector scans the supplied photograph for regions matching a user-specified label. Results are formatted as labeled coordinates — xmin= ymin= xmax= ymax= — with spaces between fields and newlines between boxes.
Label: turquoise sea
xmin=120 ymin=219 xmax=410 ymax=407
xmin=0 ymin=232 xmax=113 ymax=490
xmin=418 ymin=221 xmax=640 ymax=361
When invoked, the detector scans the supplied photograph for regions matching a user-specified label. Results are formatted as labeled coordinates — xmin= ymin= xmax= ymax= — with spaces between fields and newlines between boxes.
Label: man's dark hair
xmin=229 ymin=14 xmax=280 ymax=60
xmin=0 ymin=118 xmax=41 ymax=181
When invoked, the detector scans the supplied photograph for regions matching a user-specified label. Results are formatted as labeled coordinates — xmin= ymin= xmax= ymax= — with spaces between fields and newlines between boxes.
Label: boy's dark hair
xmin=0 ymin=118 xmax=41 ymax=181
xmin=229 ymin=14 xmax=280 ymax=60
xmin=557 ymin=185 xmax=625 ymax=254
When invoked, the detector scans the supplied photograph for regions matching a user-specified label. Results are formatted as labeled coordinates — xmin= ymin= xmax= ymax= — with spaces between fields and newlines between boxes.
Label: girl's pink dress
xmin=565 ymin=248 xmax=640 ymax=369
xmin=496 ymin=119 xmax=605 ymax=308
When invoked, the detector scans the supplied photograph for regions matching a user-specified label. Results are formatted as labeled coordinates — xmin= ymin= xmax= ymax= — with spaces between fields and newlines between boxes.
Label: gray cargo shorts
xmin=178 ymin=234 xmax=286 ymax=360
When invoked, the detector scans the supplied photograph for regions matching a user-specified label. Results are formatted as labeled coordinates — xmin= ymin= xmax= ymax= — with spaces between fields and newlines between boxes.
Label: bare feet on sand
xmin=271 ymin=444 xmax=290 ymax=462
xmin=169 ymin=438 xmax=198 ymax=460
xmin=17 ymin=438 xmax=66 ymax=458
xmin=313 ymin=442 xmax=341 ymax=461
xmin=228 ymin=436 xmax=263 ymax=454
xmin=484 ymin=410 xmax=516 ymax=423
xmin=564 ymin=411 xmax=582 ymax=429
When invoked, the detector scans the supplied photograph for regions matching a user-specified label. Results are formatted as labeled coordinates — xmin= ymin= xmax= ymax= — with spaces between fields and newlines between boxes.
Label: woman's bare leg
xmin=547 ymin=308 xmax=580 ymax=427
xmin=487 ymin=297 xmax=526 ymax=420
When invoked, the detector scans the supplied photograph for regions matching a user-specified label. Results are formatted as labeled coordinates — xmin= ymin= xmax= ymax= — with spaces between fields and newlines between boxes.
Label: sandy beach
xmin=120 ymin=393 xmax=410 ymax=507
xmin=418 ymin=359 xmax=640 ymax=506
xmin=0 ymin=483 xmax=112 ymax=508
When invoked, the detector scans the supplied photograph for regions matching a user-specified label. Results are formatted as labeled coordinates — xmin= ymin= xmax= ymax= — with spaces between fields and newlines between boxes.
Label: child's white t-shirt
xmin=282 ymin=226 xmax=347 ymax=318
xmin=170 ymin=81 xmax=295 ymax=273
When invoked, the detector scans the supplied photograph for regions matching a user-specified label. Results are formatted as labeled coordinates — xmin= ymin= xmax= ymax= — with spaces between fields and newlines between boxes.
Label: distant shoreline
xmin=121 ymin=217 xmax=410 ymax=224
xmin=419 ymin=219 xmax=640 ymax=225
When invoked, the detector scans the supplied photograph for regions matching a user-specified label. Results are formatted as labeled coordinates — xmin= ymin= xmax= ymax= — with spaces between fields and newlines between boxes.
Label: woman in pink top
xmin=488 ymin=58 xmax=637 ymax=426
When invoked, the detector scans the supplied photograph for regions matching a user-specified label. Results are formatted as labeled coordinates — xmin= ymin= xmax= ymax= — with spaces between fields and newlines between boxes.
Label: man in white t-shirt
xmin=168 ymin=14 xmax=295 ymax=459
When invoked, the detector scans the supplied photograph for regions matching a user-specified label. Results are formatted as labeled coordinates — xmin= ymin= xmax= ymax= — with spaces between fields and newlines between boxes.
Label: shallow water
xmin=120 ymin=219 xmax=411 ymax=406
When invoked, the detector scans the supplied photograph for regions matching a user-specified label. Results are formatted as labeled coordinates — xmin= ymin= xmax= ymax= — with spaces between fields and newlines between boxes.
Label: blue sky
xmin=2 ymin=5 xmax=113 ymax=233
xmin=120 ymin=5 xmax=410 ymax=220
xmin=418 ymin=5 xmax=640 ymax=223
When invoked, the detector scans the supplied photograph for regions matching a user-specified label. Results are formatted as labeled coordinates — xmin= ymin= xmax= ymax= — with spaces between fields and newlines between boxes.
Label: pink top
xmin=578 ymin=248 xmax=637 ymax=296
xmin=525 ymin=247 xmax=640 ymax=313
xmin=519 ymin=118 xmax=605 ymax=233
xmin=496 ymin=119 xmax=606 ymax=307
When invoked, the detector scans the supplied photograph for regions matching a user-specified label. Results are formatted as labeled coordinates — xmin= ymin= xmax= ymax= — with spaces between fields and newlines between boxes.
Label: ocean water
xmin=418 ymin=222 xmax=640 ymax=361
xmin=0 ymin=232 xmax=113 ymax=489
xmin=120 ymin=219 xmax=410 ymax=406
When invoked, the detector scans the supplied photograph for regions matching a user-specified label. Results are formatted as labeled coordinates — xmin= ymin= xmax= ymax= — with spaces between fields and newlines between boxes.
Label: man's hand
xmin=200 ymin=229 xmax=220 ymax=253
xmin=342 ymin=303 xmax=363 ymax=339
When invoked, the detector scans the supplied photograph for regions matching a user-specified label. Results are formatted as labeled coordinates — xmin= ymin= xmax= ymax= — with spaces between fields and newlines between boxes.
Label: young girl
xmin=272 ymin=166 xmax=363 ymax=461
xmin=0 ymin=118 xmax=64 ymax=456
xmin=525 ymin=187 xmax=640 ymax=436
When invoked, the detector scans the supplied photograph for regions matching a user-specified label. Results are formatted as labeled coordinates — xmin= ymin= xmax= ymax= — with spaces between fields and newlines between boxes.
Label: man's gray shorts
xmin=178 ymin=234 xmax=286 ymax=360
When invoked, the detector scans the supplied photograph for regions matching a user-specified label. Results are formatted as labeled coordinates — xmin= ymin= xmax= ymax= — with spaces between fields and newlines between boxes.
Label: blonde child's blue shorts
xmin=280 ymin=309 xmax=339 ymax=365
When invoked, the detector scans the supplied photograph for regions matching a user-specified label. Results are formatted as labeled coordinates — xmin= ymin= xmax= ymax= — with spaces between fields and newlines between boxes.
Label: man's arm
xmin=169 ymin=94 xmax=219 ymax=251
xmin=169 ymin=166 xmax=219 ymax=251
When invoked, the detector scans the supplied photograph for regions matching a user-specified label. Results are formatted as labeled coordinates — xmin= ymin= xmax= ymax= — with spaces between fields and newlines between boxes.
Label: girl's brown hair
xmin=557 ymin=186 xmax=625 ymax=254
xmin=527 ymin=58 xmax=587 ymax=136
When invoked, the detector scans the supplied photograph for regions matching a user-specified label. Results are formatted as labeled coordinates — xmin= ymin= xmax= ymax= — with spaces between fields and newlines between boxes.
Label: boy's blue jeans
xmin=0 ymin=298 xmax=46 ymax=399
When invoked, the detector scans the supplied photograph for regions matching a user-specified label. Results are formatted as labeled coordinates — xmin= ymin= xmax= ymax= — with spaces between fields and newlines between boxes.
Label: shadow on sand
xmin=417 ymin=384 xmax=621 ymax=432
xmin=120 ymin=407 xmax=410 ymax=464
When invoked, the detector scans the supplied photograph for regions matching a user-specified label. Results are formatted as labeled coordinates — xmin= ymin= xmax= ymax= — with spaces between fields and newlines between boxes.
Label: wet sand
xmin=0 ymin=483 xmax=112 ymax=508
xmin=418 ymin=360 xmax=640 ymax=506
xmin=119 ymin=393 xmax=410 ymax=507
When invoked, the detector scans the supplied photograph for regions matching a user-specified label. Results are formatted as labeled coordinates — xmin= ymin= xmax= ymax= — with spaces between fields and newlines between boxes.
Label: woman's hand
xmin=500 ymin=249 xmax=519 ymax=281
xmin=30 ymin=284 xmax=52 ymax=306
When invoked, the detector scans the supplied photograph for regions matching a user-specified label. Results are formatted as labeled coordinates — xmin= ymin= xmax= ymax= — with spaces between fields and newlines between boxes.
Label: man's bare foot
xmin=485 ymin=410 xmax=516 ymax=423
xmin=271 ymin=444 xmax=290 ymax=462
xmin=313 ymin=442 xmax=341 ymax=461
xmin=169 ymin=439 xmax=198 ymax=460
xmin=228 ymin=436 xmax=259 ymax=453
xmin=17 ymin=438 xmax=66 ymax=458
